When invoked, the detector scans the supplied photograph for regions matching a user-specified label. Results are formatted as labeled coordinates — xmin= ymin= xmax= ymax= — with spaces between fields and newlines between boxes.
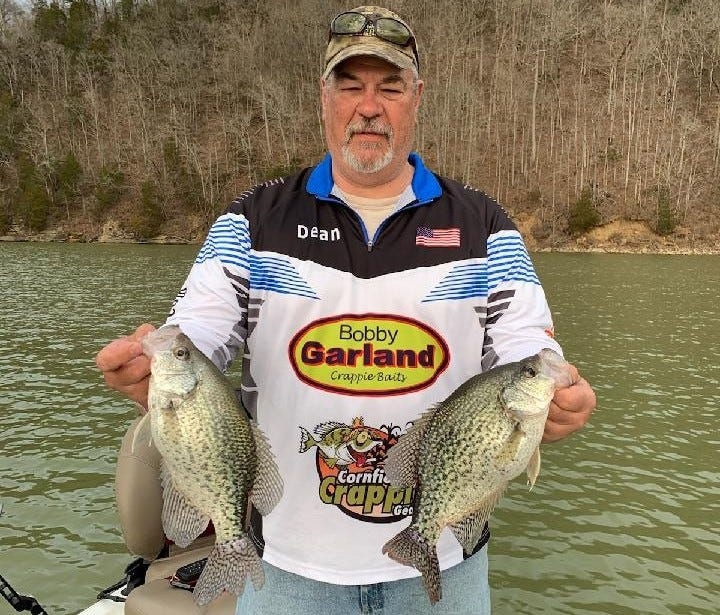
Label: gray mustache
xmin=345 ymin=121 xmax=392 ymax=140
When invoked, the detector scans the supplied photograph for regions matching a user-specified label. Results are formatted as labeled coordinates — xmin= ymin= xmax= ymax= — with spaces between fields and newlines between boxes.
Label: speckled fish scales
xmin=135 ymin=325 xmax=283 ymax=606
xmin=382 ymin=349 xmax=572 ymax=604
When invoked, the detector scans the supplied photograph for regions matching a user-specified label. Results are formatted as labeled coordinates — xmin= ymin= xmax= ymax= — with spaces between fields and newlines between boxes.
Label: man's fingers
xmin=96 ymin=338 xmax=143 ymax=372
xmin=546 ymin=402 xmax=580 ymax=426
xmin=543 ymin=406 xmax=587 ymax=442
xmin=120 ymin=355 xmax=151 ymax=383
xmin=129 ymin=323 xmax=156 ymax=342
xmin=100 ymin=354 xmax=151 ymax=388
xmin=543 ymin=377 xmax=596 ymax=443
xmin=552 ymin=377 xmax=595 ymax=412
xmin=100 ymin=355 xmax=151 ymax=411
xmin=95 ymin=323 xmax=156 ymax=372
xmin=543 ymin=420 xmax=576 ymax=443
xmin=566 ymin=363 xmax=580 ymax=386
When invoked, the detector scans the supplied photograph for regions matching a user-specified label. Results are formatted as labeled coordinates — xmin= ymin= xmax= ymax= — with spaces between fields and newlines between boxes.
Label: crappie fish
xmin=382 ymin=349 xmax=573 ymax=604
xmin=132 ymin=325 xmax=283 ymax=606
xmin=299 ymin=417 xmax=383 ymax=468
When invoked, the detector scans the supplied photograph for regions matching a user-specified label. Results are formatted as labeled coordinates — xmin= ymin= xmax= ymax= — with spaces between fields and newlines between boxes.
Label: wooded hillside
xmin=1 ymin=0 xmax=719 ymax=245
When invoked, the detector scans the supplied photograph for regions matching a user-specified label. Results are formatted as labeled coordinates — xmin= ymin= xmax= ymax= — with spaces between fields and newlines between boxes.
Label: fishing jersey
xmin=165 ymin=152 xmax=562 ymax=586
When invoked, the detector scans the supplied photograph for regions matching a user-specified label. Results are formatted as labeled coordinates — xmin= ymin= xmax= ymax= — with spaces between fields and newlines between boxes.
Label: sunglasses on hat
xmin=330 ymin=11 xmax=420 ymax=69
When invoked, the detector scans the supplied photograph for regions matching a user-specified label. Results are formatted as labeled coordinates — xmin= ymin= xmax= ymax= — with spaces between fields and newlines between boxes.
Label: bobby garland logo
xmin=288 ymin=314 xmax=450 ymax=396
xmin=339 ymin=323 xmax=398 ymax=345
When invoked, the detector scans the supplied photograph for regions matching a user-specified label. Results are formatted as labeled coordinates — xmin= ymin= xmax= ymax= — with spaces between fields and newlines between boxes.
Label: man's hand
xmin=543 ymin=363 xmax=596 ymax=443
xmin=95 ymin=323 xmax=156 ymax=410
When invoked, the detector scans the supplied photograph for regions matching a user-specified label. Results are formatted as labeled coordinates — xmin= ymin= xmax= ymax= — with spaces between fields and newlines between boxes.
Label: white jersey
xmin=166 ymin=153 xmax=562 ymax=585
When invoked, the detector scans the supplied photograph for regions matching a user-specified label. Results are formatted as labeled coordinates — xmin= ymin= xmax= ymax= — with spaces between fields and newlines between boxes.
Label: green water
xmin=1 ymin=244 xmax=718 ymax=614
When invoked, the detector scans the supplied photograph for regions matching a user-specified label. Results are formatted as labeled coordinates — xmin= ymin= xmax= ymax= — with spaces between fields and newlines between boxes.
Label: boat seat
xmin=125 ymin=574 xmax=236 ymax=615
xmin=116 ymin=417 xmax=235 ymax=615
xmin=115 ymin=416 xmax=165 ymax=561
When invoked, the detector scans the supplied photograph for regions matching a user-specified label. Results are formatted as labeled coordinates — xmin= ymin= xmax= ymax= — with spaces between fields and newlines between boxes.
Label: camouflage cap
xmin=323 ymin=6 xmax=419 ymax=80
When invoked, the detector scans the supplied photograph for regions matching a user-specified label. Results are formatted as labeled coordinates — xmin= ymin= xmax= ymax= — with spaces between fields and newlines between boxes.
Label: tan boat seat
xmin=125 ymin=580 xmax=236 ymax=615
xmin=115 ymin=416 xmax=165 ymax=561
xmin=115 ymin=417 xmax=234 ymax=615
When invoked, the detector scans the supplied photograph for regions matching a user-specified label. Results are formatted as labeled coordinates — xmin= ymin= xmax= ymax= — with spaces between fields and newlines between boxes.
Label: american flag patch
xmin=415 ymin=226 xmax=461 ymax=248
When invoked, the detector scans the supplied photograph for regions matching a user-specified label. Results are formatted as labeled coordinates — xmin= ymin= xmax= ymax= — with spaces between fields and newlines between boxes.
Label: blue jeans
xmin=235 ymin=547 xmax=491 ymax=614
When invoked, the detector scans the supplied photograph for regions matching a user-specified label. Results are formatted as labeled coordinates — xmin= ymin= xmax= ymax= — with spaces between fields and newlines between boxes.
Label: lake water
xmin=1 ymin=243 xmax=718 ymax=615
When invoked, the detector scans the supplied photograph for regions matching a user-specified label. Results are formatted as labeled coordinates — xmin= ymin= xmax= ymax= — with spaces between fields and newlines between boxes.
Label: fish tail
xmin=192 ymin=537 xmax=264 ymax=606
xmin=382 ymin=526 xmax=442 ymax=604
xmin=298 ymin=427 xmax=316 ymax=453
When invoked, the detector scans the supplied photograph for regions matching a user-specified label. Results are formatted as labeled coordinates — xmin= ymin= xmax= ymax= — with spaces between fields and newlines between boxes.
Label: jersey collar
xmin=306 ymin=152 xmax=442 ymax=205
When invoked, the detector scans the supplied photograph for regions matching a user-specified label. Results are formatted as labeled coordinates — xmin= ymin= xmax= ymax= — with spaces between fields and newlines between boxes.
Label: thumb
xmin=129 ymin=323 xmax=157 ymax=344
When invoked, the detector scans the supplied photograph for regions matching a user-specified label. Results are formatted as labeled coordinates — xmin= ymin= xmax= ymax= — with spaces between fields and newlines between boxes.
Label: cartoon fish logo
xmin=299 ymin=417 xmax=383 ymax=468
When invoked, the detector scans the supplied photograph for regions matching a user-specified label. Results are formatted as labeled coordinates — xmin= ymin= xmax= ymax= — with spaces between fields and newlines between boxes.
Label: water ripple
xmin=488 ymin=253 xmax=720 ymax=615
xmin=2 ymin=247 xmax=719 ymax=615
xmin=1 ymin=243 xmax=197 ymax=615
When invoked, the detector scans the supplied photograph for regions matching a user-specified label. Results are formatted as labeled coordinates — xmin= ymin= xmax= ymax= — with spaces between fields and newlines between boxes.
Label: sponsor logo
xmin=299 ymin=418 xmax=413 ymax=523
xmin=288 ymin=314 xmax=450 ymax=396
xmin=297 ymin=224 xmax=340 ymax=242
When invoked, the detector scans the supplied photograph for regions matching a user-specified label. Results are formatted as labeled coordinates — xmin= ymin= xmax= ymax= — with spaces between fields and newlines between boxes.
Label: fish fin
xmin=383 ymin=526 xmax=442 ymax=604
xmin=129 ymin=413 xmax=152 ymax=454
xmin=298 ymin=426 xmax=316 ymax=453
xmin=160 ymin=464 xmax=210 ymax=548
xmin=494 ymin=424 xmax=525 ymax=466
xmin=450 ymin=484 xmax=506 ymax=554
xmin=526 ymin=446 xmax=541 ymax=490
xmin=324 ymin=456 xmax=338 ymax=469
xmin=384 ymin=407 xmax=437 ymax=488
xmin=248 ymin=421 xmax=284 ymax=517
xmin=192 ymin=536 xmax=263 ymax=606
xmin=314 ymin=421 xmax=344 ymax=437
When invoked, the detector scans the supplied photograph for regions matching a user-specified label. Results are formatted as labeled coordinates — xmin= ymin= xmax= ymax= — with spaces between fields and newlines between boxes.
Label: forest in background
xmin=1 ymin=0 xmax=719 ymax=246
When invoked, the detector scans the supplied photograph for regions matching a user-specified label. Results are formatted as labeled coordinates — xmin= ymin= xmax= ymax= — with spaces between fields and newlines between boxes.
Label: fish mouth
xmin=503 ymin=350 xmax=573 ymax=420
xmin=142 ymin=325 xmax=182 ymax=357
xmin=349 ymin=442 xmax=380 ymax=467
xmin=538 ymin=348 xmax=575 ymax=388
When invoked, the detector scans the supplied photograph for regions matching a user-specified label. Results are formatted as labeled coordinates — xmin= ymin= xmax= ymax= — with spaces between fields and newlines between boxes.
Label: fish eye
xmin=174 ymin=346 xmax=190 ymax=360
xmin=523 ymin=366 xmax=537 ymax=378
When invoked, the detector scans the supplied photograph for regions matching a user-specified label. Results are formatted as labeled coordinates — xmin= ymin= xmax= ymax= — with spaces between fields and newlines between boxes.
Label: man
xmin=96 ymin=6 xmax=595 ymax=614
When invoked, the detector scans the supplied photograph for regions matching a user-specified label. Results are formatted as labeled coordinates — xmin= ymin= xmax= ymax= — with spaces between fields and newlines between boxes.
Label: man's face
xmin=321 ymin=56 xmax=423 ymax=181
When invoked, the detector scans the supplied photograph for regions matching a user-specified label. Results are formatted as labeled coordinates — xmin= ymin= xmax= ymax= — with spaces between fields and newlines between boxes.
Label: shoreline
xmin=2 ymin=216 xmax=719 ymax=255
xmin=2 ymin=234 xmax=718 ymax=255
xmin=2 ymin=234 xmax=720 ymax=255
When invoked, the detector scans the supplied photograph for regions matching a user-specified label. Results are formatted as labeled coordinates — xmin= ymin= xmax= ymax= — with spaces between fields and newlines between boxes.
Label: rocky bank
xmin=1 ymin=217 xmax=719 ymax=255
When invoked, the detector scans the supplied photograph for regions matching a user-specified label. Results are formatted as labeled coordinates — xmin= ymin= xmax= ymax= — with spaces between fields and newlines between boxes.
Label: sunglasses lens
xmin=332 ymin=12 xmax=367 ymax=35
xmin=375 ymin=18 xmax=411 ymax=45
